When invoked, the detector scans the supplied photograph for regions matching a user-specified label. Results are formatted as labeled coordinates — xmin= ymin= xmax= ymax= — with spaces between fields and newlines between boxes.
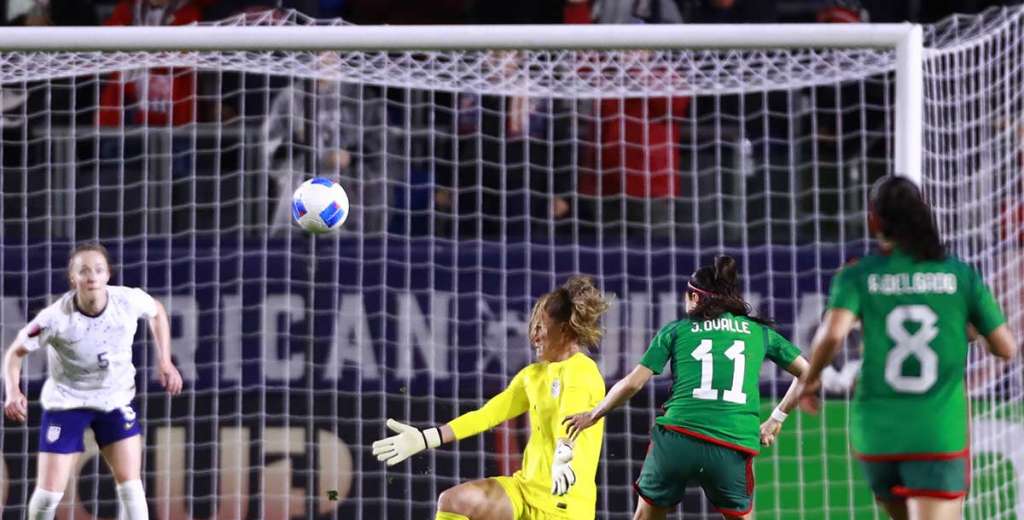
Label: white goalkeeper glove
xmin=551 ymin=441 xmax=576 ymax=496
xmin=371 ymin=418 xmax=442 ymax=466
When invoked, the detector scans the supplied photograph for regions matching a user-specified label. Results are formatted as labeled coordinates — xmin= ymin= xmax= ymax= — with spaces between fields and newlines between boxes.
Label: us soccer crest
xmin=46 ymin=425 xmax=61 ymax=443
xmin=551 ymin=379 xmax=561 ymax=398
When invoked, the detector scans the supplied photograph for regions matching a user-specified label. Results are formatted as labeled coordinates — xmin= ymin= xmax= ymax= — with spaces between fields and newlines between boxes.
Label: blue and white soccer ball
xmin=291 ymin=177 xmax=350 ymax=234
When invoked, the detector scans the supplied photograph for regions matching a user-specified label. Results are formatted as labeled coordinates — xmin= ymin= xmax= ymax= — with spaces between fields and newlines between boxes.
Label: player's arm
xmin=563 ymin=364 xmax=653 ymax=440
xmin=3 ymin=344 xmax=30 ymax=422
xmin=981 ymin=325 xmax=1017 ymax=360
xmin=774 ymin=356 xmax=810 ymax=415
xmin=372 ymin=373 xmax=529 ymax=466
xmin=147 ymin=299 xmax=182 ymax=395
xmin=760 ymin=355 xmax=809 ymax=446
xmin=442 ymin=379 xmax=529 ymax=442
xmin=565 ymin=322 xmax=676 ymax=438
xmin=968 ymin=269 xmax=1017 ymax=360
xmin=3 ymin=322 xmax=42 ymax=423
xmin=800 ymin=264 xmax=861 ymax=410
xmin=799 ymin=308 xmax=857 ymax=411
xmin=969 ymin=322 xmax=1017 ymax=359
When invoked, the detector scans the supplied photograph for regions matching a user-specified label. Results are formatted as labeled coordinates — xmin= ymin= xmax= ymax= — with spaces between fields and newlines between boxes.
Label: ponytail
xmin=688 ymin=255 xmax=772 ymax=326
xmin=870 ymin=175 xmax=945 ymax=261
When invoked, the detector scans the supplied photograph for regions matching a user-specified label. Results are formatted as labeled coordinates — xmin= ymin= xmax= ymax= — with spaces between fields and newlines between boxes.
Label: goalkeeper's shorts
xmin=491 ymin=474 xmax=591 ymax=520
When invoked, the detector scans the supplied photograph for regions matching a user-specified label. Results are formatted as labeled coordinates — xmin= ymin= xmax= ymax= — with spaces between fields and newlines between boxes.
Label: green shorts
xmin=859 ymin=454 xmax=969 ymax=502
xmin=635 ymin=425 xmax=754 ymax=516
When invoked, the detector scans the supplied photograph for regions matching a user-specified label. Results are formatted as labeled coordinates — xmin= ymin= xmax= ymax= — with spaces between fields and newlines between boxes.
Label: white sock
xmin=116 ymin=479 xmax=148 ymax=520
xmin=27 ymin=487 xmax=63 ymax=520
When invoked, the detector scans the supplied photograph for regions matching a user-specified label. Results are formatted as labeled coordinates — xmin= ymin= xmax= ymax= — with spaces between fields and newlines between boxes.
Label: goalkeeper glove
xmin=551 ymin=440 xmax=576 ymax=496
xmin=371 ymin=418 xmax=442 ymax=466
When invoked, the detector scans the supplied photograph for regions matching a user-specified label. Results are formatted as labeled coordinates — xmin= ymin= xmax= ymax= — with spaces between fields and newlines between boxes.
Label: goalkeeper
xmin=372 ymin=276 xmax=611 ymax=520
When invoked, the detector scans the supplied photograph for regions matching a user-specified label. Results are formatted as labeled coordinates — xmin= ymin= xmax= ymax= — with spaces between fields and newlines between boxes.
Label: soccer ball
xmin=291 ymin=177 xmax=350 ymax=234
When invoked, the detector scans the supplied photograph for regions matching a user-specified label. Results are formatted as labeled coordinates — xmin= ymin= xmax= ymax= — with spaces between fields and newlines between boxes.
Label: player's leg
xmin=696 ymin=441 xmax=755 ymax=519
xmin=29 ymin=452 xmax=79 ymax=520
xmin=100 ymin=434 xmax=142 ymax=481
xmin=906 ymin=496 xmax=964 ymax=520
xmin=31 ymin=409 xmax=90 ymax=520
xmin=100 ymin=435 xmax=148 ymax=520
xmin=633 ymin=426 xmax=696 ymax=520
xmin=859 ymin=460 xmax=908 ymax=519
xmin=435 ymin=477 xmax=516 ymax=520
xmin=877 ymin=499 xmax=909 ymax=520
xmin=632 ymin=498 xmax=671 ymax=520
xmin=895 ymin=457 xmax=969 ymax=520
xmin=95 ymin=406 xmax=147 ymax=520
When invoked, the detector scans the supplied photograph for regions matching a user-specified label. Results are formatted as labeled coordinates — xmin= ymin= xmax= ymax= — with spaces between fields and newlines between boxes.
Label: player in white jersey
xmin=3 ymin=243 xmax=183 ymax=520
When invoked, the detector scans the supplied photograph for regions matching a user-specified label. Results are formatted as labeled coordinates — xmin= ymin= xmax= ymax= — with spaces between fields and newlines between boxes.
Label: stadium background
xmin=1 ymin=0 xmax=1023 ymax=519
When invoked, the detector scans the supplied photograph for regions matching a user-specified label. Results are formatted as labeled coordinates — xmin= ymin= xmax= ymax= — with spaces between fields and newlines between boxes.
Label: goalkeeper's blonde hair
xmin=529 ymin=275 xmax=612 ymax=351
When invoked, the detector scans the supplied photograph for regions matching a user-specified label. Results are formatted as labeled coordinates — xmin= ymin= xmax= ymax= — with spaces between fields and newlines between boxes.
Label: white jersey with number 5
xmin=16 ymin=286 xmax=158 ymax=412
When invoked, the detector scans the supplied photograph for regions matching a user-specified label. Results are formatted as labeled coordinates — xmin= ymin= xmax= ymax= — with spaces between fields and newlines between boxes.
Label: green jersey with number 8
xmin=640 ymin=313 xmax=802 ymax=455
xmin=828 ymin=249 xmax=1006 ymax=457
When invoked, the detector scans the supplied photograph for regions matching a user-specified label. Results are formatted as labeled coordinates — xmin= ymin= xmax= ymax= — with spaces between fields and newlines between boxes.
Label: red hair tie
xmin=687 ymin=283 xmax=718 ymax=298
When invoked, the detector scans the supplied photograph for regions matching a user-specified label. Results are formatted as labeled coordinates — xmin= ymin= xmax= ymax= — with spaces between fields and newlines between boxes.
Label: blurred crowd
xmin=3 ymin=0 xmax=1012 ymax=26
xmin=0 ymin=0 xmax=1019 ymax=243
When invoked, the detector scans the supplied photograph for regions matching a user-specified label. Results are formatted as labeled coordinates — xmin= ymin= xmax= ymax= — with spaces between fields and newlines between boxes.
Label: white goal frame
xmin=0 ymin=23 xmax=924 ymax=183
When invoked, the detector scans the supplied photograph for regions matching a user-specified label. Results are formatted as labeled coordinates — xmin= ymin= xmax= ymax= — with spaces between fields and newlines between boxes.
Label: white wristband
xmin=770 ymin=407 xmax=788 ymax=423
xmin=422 ymin=427 xmax=442 ymax=449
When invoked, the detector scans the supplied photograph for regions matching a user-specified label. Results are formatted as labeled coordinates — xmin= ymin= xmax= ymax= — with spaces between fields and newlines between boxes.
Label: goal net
xmin=0 ymin=7 xmax=1020 ymax=519
xmin=925 ymin=8 xmax=1024 ymax=520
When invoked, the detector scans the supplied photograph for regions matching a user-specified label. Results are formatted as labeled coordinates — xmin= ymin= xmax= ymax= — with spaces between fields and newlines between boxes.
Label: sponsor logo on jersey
xmin=551 ymin=379 xmax=560 ymax=398
xmin=46 ymin=425 xmax=61 ymax=443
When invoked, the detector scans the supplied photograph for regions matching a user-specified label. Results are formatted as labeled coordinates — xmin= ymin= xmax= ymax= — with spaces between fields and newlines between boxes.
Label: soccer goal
xmin=0 ymin=7 xmax=1020 ymax=519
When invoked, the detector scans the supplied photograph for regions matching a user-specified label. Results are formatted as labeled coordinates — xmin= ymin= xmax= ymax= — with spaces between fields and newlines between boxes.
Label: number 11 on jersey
xmin=691 ymin=340 xmax=748 ymax=404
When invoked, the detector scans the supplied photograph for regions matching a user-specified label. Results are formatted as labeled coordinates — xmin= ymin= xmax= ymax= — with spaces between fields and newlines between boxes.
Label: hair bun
xmin=562 ymin=275 xmax=595 ymax=302
xmin=529 ymin=275 xmax=612 ymax=350
xmin=714 ymin=255 xmax=737 ymax=285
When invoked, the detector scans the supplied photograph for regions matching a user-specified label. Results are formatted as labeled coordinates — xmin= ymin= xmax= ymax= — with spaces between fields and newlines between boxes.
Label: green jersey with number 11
xmin=640 ymin=313 xmax=802 ymax=455
xmin=827 ymin=249 xmax=1006 ymax=458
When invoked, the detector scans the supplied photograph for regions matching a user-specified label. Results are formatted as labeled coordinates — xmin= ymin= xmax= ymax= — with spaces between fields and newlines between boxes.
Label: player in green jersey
xmin=565 ymin=256 xmax=809 ymax=520
xmin=800 ymin=175 xmax=1018 ymax=520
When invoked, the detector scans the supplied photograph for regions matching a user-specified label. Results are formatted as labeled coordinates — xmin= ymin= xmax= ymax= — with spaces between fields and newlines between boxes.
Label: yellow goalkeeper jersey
xmin=449 ymin=352 xmax=605 ymax=518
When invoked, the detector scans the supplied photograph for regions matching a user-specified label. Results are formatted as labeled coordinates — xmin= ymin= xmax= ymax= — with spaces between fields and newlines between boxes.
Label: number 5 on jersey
xmin=691 ymin=340 xmax=748 ymax=404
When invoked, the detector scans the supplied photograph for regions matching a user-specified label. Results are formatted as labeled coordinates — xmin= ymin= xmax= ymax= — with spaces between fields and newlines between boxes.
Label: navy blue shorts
xmin=39 ymin=405 xmax=141 ymax=453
